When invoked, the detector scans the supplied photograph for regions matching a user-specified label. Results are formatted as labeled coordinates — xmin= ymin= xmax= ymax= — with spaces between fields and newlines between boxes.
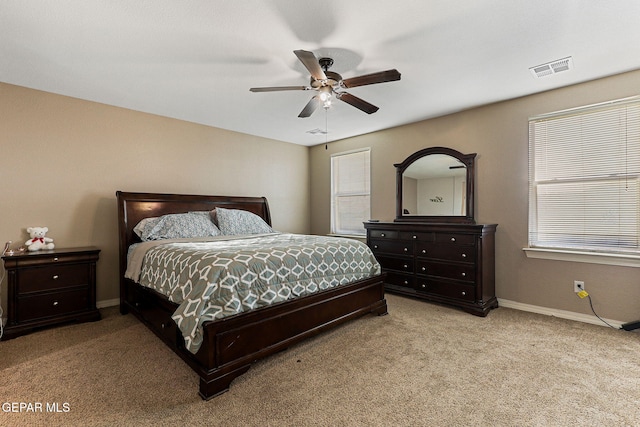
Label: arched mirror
xmin=395 ymin=147 xmax=476 ymax=223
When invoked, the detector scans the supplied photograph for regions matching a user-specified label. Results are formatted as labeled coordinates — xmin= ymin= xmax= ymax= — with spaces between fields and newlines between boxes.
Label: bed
xmin=116 ymin=191 xmax=387 ymax=400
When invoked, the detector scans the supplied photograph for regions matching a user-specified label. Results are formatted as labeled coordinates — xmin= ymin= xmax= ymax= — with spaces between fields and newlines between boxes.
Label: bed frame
xmin=116 ymin=191 xmax=388 ymax=400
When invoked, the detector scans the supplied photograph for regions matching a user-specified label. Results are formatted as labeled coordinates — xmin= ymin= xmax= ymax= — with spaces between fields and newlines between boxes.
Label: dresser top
xmin=2 ymin=246 xmax=100 ymax=261
xmin=364 ymin=221 xmax=497 ymax=233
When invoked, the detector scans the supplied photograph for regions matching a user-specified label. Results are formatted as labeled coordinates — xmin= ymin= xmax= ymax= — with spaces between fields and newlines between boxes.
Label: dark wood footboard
xmin=123 ymin=274 xmax=387 ymax=399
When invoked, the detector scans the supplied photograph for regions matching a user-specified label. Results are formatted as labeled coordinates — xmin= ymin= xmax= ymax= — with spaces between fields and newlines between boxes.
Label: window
xmin=528 ymin=96 xmax=640 ymax=257
xmin=331 ymin=149 xmax=371 ymax=236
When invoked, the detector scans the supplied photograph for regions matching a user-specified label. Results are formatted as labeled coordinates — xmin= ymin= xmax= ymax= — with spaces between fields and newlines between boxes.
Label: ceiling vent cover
xmin=530 ymin=57 xmax=573 ymax=78
xmin=306 ymin=128 xmax=327 ymax=135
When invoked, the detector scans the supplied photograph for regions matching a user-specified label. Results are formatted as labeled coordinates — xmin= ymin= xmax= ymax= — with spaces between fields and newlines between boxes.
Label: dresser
xmin=1 ymin=247 xmax=101 ymax=339
xmin=365 ymin=222 xmax=497 ymax=316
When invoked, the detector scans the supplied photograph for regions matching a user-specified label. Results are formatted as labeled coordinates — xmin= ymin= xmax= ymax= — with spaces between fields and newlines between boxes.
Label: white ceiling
xmin=2 ymin=1 xmax=640 ymax=146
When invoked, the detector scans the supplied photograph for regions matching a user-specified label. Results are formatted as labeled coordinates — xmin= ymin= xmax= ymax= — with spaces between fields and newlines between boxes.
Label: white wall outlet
xmin=574 ymin=280 xmax=585 ymax=293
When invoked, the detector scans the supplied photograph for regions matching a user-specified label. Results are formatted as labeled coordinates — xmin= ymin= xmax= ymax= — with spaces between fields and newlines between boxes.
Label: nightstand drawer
xmin=18 ymin=264 xmax=90 ymax=293
xmin=18 ymin=288 xmax=89 ymax=322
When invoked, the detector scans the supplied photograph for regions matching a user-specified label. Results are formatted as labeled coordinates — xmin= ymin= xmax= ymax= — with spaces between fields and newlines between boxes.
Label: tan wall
xmin=310 ymin=69 xmax=640 ymax=322
xmin=0 ymin=83 xmax=310 ymax=307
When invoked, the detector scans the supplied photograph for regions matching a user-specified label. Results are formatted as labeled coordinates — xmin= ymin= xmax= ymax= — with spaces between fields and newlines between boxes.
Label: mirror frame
xmin=394 ymin=146 xmax=476 ymax=223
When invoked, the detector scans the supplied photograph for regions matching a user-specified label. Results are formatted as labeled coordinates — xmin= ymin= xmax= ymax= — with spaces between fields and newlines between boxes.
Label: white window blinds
xmin=528 ymin=96 xmax=640 ymax=253
xmin=331 ymin=149 xmax=371 ymax=235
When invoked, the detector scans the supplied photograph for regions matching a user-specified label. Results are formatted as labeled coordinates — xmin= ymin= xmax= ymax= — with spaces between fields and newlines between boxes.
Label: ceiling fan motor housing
xmin=311 ymin=70 xmax=342 ymax=89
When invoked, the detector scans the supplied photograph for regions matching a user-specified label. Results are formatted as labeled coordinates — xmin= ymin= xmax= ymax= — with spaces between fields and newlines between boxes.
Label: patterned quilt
xmin=129 ymin=233 xmax=381 ymax=354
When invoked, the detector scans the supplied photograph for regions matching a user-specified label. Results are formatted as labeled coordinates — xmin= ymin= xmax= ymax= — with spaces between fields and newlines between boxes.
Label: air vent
xmin=530 ymin=57 xmax=573 ymax=78
xmin=306 ymin=128 xmax=327 ymax=135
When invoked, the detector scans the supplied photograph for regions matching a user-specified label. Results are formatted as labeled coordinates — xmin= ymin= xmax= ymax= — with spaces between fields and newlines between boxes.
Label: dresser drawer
xmin=376 ymin=255 xmax=413 ymax=273
xmin=368 ymin=230 xmax=399 ymax=239
xmin=17 ymin=288 xmax=90 ymax=322
xmin=385 ymin=271 xmax=415 ymax=289
xmin=17 ymin=264 xmax=90 ymax=294
xmin=434 ymin=233 xmax=476 ymax=245
xmin=416 ymin=260 xmax=475 ymax=282
xmin=415 ymin=279 xmax=475 ymax=302
xmin=416 ymin=242 xmax=475 ymax=262
xmin=398 ymin=231 xmax=433 ymax=241
xmin=370 ymin=239 xmax=413 ymax=256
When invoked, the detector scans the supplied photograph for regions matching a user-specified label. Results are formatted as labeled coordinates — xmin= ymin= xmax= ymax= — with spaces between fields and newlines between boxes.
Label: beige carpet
xmin=1 ymin=293 xmax=639 ymax=427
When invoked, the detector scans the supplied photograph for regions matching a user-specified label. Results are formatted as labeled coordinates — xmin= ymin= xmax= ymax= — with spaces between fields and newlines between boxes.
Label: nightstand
xmin=1 ymin=247 xmax=101 ymax=340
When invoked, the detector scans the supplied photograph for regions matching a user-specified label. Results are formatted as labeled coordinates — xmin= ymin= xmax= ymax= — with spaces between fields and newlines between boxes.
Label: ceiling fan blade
xmin=294 ymin=50 xmax=327 ymax=81
xmin=341 ymin=69 xmax=401 ymax=88
xmin=298 ymin=96 xmax=320 ymax=118
xmin=250 ymin=86 xmax=308 ymax=92
xmin=337 ymin=92 xmax=379 ymax=114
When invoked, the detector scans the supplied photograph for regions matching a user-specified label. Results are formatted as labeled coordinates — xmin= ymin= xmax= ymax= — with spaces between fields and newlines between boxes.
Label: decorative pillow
xmin=133 ymin=216 xmax=160 ymax=239
xmin=212 ymin=207 xmax=274 ymax=235
xmin=135 ymin=212 xmax=221 ymax=241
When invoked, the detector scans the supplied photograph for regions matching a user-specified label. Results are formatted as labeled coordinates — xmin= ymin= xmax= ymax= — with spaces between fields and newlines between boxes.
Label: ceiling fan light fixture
xmin=319 ymin=86 xmax=332 ymax=108
xmin=319 ymin=90 xmax=331 ymax=102
xmin=250 ymin=49 xmax=401 ymax=117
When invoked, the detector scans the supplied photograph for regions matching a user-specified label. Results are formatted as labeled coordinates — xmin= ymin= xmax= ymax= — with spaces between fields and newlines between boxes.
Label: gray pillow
xmin=135 ymin=212 xmax=221 ymax=241
xmin=213 ymin=207 xmax=274 ymax=235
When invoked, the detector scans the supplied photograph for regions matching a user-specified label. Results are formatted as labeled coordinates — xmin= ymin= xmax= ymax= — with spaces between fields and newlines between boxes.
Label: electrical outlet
xmin=574 ymin=280 xmax=585 ymax=293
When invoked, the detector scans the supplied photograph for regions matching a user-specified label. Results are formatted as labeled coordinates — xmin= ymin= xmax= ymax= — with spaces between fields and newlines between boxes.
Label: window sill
xmin=523 ymin=247 xmax=640 ymax=268
xmin=327 ymin=233 xmax=366 ymax=242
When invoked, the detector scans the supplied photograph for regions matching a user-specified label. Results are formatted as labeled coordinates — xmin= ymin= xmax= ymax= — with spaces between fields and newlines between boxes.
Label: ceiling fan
xmin=250 ymin=50 xmax=401 ymax=118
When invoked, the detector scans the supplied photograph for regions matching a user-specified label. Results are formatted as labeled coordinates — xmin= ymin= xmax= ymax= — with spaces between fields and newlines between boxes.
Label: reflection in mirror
xmin=395 ymin=147 xmax=476 ymax=223
xmin=402 ymin=154 xmax=467 ymax=216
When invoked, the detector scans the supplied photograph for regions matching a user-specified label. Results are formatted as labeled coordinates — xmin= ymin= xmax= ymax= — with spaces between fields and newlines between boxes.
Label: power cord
xmin=575 ymin=283 xmax=617 ymax=329
xmin=0 ymin=241 xmax=9 ymax=340
xmin=586 ymin=294 xmax=617 ymax=329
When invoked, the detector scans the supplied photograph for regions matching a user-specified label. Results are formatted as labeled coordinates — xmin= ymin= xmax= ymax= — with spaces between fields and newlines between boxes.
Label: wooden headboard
xmin=116 ymin=191 xmax=271 ymax=307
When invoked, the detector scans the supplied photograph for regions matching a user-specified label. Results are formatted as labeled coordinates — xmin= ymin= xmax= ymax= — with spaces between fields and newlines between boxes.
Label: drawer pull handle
xmin=53 ymin=275 xmax=59 ymax=280
xmin=161 ymin=323 xmax=166 ymax=329
xmin=403 ymin=247 xmax=408 ymax=252
xmin=53 ymin=257 xmax=59 ymax=261
xmin=421 ymin=284 xmax=427 ymax=288
xmin=381 ymin=233 xmax=385 ymax=237
xmin=421 ymin=267 xmax=426 ymax=271
xmin=462 ymin=253 xmax=467 ymax=258
xmin=461 ymin=273 xmax=466 ymax=277
xmin=461 ymin=291 xmax=466 ymax=296
xmin=53 ymin=301 xmax=59 ymax=306
xmin=403 ymin=264 xmax=408 ymax=269
xmin=413 ymin=235 xmax=417 ymax=239
xmin=422 ymin=249 xmax=427 ymax=254
xmin=374 ymin=245 xmax=378 ymax=249
xmin=450 ymin=237 xmax=456 ymax=242
xmin=404 ymin=281 xmax=409 ymax=285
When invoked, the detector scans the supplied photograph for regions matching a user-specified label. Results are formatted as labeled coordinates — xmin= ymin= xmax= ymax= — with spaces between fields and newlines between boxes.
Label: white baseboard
xmin=498 ymin=298 xmax=623 ymax=329
xmin=97 ymin=298 xmax=120 ymax=309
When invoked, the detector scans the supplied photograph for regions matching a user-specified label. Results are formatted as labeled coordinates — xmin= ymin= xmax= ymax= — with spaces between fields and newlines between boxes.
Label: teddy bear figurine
xmin=25 ymin=226 xmax=55 ymax=251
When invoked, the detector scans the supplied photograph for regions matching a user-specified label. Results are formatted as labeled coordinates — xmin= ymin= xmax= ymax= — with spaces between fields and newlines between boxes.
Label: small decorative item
xmin=25 ymin=226 xmax=55 ymax=251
